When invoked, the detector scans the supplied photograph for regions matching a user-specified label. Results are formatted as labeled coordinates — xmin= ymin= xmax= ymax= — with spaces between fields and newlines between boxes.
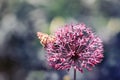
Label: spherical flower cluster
xmin=45 ymin=23 xmax=104 ymax=72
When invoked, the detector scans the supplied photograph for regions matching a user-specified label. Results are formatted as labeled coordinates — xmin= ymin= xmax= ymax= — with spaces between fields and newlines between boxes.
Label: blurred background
xmin=0 ymin=0 xmax=120 ymax=80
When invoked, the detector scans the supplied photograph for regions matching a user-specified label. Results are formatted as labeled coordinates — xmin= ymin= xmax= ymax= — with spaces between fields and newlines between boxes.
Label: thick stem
xmin=74 ymin=69 xmax=76 ymax=80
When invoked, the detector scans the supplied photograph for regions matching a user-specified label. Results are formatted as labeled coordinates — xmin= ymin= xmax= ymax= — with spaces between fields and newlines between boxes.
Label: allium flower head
xmin=45 ymin=23 xmax=104 ymax=72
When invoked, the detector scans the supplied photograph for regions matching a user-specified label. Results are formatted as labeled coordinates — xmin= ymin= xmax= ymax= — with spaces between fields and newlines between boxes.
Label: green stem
xmin=74 ymin=69 xmax=76 ymax=80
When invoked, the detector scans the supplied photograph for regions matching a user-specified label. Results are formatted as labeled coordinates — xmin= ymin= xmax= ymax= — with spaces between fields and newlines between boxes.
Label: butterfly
xmin=37 ymin=32 xmax=56 ymax=46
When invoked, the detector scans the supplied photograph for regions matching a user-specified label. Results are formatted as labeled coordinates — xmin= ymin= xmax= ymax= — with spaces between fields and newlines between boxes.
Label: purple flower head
xmin=45 ymin=23 xmax=104 ymax=72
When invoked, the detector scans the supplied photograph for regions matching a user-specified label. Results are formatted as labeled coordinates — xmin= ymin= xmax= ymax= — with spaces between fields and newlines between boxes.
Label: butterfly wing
xmin=37 ymin=32 xmax=56 ymax=46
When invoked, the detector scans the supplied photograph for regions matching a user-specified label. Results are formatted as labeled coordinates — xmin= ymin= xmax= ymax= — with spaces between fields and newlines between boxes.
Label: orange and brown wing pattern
xmin=37 ymin=32 xmax=56 ymax=46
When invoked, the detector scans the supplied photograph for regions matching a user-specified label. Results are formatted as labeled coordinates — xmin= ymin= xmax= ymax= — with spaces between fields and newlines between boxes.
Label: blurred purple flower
xmin=45 ymin=23 xmax=104 ymax=72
